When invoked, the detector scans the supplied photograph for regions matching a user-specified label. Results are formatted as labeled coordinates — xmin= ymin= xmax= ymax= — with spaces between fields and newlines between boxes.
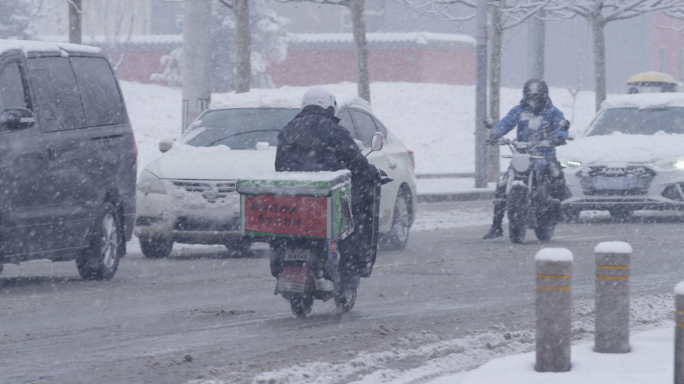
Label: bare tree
xmin=276 ymin=0 xmax=371 ymax=102
xmin=395 ymin=0 xmax=554 ymax=180
xmin=218 ymin=0 xmax=252 ymax=93
xmin=68 ymin=0 xmax=82 ymax=44
xmin=84 ymin=0 xmax=140 ymax=72
xmin=547 ymin=0 xmax=684 ymax=111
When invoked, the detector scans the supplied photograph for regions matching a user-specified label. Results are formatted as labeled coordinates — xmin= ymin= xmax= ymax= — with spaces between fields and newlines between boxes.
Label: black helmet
xmin=522 ymin=79 xmax=549 ymax=114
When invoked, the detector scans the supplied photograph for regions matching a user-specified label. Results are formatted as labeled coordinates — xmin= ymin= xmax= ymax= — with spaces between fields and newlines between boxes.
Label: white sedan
xmin=557 ymin=92 xmax=684 ymax=220
xmin=134 ymin=96 xmax=417 ymax=258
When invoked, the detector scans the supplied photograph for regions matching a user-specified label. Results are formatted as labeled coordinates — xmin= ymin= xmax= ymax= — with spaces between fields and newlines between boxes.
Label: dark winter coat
xmin=275 ymin=105 xmax=380 ymax=188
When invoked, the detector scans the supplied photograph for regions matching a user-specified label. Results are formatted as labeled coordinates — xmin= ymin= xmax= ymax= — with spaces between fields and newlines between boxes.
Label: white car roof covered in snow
xmin=601 ymin=93 xmax=684 ymax=110
xmin=209 ymin=93 xmax=374 ymax=115
xmin=210 ymin=93 xmax=300 ymax=110
xmin=0 ymin=39 xmax=101 ymax=57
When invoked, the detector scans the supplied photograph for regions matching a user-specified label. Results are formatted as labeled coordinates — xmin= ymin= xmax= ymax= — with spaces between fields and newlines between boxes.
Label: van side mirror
xmin=559 ymin=119 xmax=570 ymax=132
xmin=0 ymin=108 xmax=35 ymax=131
xmin=159 ymin=139 xmax=174 ymax=153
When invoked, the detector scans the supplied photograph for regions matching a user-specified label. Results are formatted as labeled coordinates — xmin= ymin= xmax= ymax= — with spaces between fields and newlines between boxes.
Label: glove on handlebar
xmin=487 ymin=134 xmax=500 ymax=146
xmin=550 ymin=136 xmax=567 ymax=146
xmin=376 ymin=167 xmax=394 ymax=185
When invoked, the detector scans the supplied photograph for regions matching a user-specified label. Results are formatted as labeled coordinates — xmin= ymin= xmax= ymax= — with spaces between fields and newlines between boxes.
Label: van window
xmin=0 ymin=62 xmax=28 ymax=110
xmin=27 ymin=57 xmax=86 ymax=132
xmin=70 ymin=57 xmax=123 ymax=126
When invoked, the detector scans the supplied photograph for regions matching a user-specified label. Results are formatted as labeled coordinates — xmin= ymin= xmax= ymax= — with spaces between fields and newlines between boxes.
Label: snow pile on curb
xmin=186 ymin=294 xmax=674 ymax=384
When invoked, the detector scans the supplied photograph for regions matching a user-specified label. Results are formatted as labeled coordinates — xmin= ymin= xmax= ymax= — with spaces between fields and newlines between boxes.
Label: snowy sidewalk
xmin=433 ymin=324 xmax=675 ymax=384
xmin=416 ymin=177 xmax=496 ymax=203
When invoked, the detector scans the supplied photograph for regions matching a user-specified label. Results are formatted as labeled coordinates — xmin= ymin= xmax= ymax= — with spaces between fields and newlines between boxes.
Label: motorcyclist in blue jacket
xmin=483 ymin=79 xmax=569 ymax=240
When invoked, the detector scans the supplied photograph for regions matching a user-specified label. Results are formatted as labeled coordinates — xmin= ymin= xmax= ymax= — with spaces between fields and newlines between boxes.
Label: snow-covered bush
xmin=152 ymin=0 xmax=289 ymax=91
xmin=0 ymin=0 xmax=35 ymax=40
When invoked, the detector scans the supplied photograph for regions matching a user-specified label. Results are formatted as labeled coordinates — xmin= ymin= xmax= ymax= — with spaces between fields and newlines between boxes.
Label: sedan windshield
xmin=588 ymin=107 xmax=684 ymax=136
xmin=183 ymin=108 xmax=299 ymax=149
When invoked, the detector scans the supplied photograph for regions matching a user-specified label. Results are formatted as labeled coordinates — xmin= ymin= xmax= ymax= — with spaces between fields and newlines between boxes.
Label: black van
xmin=0 ymin=41 xmax=136 ymax=280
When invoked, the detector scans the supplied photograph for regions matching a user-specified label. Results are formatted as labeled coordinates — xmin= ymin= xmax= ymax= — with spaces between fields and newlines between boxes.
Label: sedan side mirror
xmin=0 ymin=108 xmax=35 ymax=131
xmin=371 ymin=132 xmax=384 ymax=152
xmin=159 ymin=138 xmax=174 ymax=153
xmin=559 ymin=119 xmax=570 ymax=132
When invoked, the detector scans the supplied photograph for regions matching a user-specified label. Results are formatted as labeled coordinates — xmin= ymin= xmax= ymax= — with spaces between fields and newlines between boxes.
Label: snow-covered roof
xmin=39 ymin=34 xmax=183 ymax=45
xmin=291 ymin=32 xmax=474 ymax=50
xmin=293 ymin=32 xmax=474 ymax=45
xmin=601 ymin=93 xmax=684 ymax=110
xmin=209 ymin=92 xmax=301 ymax=110
xmin=0 ymin=39 xmax=101 ymax=57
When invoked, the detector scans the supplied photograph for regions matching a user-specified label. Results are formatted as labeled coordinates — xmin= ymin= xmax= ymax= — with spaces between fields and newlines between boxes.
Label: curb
xmin=417 ymin=191 xmax=495 ymax=203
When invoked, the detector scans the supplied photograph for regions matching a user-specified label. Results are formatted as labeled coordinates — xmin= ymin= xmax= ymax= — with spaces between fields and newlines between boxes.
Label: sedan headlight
xmin=560 ymin=159 xmax=582 ymax=169
xmin=137 ymin=170 xmax=167 ymax=195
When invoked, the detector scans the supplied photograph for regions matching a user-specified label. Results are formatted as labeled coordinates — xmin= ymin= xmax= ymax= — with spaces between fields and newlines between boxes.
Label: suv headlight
xmin=137 ymin=170 xmax=167 ymax=195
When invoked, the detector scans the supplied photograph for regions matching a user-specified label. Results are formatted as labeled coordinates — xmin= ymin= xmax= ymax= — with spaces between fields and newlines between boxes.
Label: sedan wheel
xmin=77 ymin=203 xmax=121 ymax=280
xmin=380 ymin=188 xmax=411 ymax=250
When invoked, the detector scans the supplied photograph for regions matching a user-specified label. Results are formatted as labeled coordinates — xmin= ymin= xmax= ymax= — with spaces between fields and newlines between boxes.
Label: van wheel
xmin=77 ymin=203 xmax=121 ymax=280
xmin=380 ymin=188 xmax=411 ymax=250
xmin=139 ymin=236 xmax=173 ymax=258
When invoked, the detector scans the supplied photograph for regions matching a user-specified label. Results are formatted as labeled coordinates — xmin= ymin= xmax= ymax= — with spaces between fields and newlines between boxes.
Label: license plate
xmin=593 ymin=176 xmax=635 ymax=190
xmin=276 ymin=266 xmax=308 ymax=294
xmin=284 ymin=248 xmax=310 ymax=261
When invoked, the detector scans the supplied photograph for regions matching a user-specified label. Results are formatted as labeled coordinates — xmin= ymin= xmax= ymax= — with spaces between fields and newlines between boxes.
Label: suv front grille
xmin=576 ymin=166 xmax=655 ymax=196
xmin=170 ymin=179 xmax=237 ymax=202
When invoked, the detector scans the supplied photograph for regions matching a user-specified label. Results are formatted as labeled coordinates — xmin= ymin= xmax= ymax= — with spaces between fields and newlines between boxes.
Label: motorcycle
xmin=485 ymin=118 xmax=570 ymax=243
xmin=237 ymin=133 xmax=392 ymax=317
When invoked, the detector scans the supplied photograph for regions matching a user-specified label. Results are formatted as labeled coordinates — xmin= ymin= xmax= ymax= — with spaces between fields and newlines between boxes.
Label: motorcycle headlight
xmin=137 ymin=170 xmax=167 ymax=195
xmin=560 ymin=159 xmax=582 ymax=169
xmin=674 ymin=160 xmax=684 ymax=170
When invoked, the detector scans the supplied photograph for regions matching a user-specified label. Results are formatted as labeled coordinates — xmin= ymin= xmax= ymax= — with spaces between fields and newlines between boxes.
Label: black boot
xmin=483 ymin=200 xmax=506 ymax=240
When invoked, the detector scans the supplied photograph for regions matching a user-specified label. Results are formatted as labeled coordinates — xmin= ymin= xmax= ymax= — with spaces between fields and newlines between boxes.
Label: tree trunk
xmin=589 ymin=13 xmax=606 ymax=111
xmin=69 ymin=0 xmax=82 ymax=44
xmin=527 ymin=10 xmax=545 ymax=80
xmin=487 ymin=4 xmax=502 ymax=182
xmin=349 ymin=0 xmax=371 ymax=103
xmin=234 ymin=0 xmax=252 ymax=94
xmin=182 ymin=0 xmax=212 ymax=131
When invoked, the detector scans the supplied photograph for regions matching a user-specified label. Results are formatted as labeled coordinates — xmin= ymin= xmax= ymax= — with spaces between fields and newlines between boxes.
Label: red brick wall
xmin=103 ymin=50 xmax=168 ymax=84
xmin=267 ymin=48 xmax=475 ymax=86
xmin=652 ymin=13 xmax=684 ymax=80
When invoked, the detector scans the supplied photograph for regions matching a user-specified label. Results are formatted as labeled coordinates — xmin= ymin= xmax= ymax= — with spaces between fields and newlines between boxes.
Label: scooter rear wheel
xmin=335 ymin=287 xmax=357 ymax=312
xmin=290 ymin=294 xmax=313 ymax=318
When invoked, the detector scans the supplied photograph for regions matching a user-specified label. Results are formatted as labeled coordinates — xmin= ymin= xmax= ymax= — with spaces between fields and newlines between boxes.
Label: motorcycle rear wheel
xmin=290 ymin=294 xmax=313 ymax=318
xmin=507 ymin=187 xmax=528 ymax=244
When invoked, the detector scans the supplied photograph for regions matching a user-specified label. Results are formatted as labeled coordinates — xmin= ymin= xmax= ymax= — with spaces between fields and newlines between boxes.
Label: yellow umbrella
xmin=627 ymin=71 xmax=677 ymax=87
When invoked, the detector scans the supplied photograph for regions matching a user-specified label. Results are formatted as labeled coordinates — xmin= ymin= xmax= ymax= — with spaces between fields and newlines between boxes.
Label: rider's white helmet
xmin=302 ymin=87 xmax=337 ymax=114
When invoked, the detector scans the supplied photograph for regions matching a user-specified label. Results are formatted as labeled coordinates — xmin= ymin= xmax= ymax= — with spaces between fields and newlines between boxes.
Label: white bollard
xmin=535 ymin=248 xmax=573 ymax=372
xmin=594 ymin=241 xmax=632 ymax=354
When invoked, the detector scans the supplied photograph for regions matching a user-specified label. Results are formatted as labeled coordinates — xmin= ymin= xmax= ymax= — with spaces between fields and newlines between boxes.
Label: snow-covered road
xmin=1 ymin=203 xmax=683 ymax=384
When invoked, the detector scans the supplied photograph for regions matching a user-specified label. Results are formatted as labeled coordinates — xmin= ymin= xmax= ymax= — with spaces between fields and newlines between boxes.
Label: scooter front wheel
xmin=290 ymin=294 xmax=313 ymax=318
